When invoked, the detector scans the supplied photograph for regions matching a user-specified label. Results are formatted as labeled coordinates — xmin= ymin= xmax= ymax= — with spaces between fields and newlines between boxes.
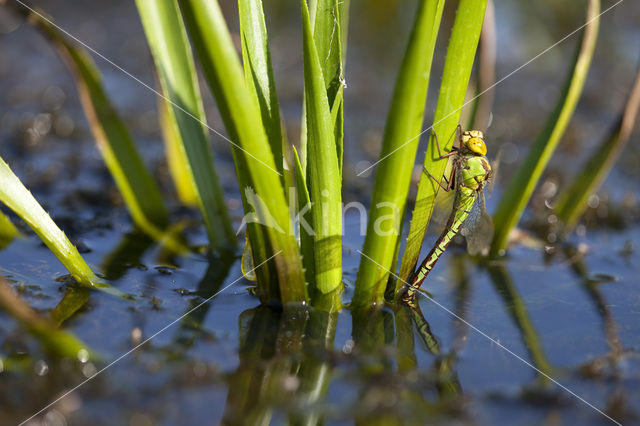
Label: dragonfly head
xmin=462 ymin=130 xmax=487 ymax=156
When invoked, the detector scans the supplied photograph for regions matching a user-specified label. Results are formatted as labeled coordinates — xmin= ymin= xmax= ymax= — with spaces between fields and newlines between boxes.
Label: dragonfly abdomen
xmin=402 ymin=191 xmax=477 ymax=306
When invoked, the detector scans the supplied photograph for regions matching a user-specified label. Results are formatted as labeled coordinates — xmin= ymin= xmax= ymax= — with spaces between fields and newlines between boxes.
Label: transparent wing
xmin=486 ymin=148 xmax=501 ymax=197
xmin=431 ymin=185 xmax=456 ymax=228
xmin=460 ymin=191 xmax=494 ymax=256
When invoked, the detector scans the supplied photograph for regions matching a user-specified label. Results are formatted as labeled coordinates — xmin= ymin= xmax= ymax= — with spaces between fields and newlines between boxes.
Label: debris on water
xmin=131 ymin=327 xmax=142 ymax=345
xmin=193 ymin=361 xmax=207 ymax=378
xmin=281 ymin=374 xmax=300 ymax=392
xmin=55 ymin=274 xmax=76 ymax=284
xmin=150 ymin=296 xmax=163 ymax=310
xmin=586 ymin=273 xmax=618 ymax=285
xmin=34 ymin=359 xmax=48 ymax=376
xmin=154 ymin=266 xmax=176 ymax=275
xmin=342 ymin=339 xmax=354 ymax=354
xmin=74 ymin=240 xmax=92 ymax=254
xmin=619 ymin=240 xmax=634 ymax=257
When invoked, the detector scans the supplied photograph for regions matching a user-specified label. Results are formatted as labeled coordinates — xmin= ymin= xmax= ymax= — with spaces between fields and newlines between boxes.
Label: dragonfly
xmin=401 ymin=126 xmax=494 ymax=308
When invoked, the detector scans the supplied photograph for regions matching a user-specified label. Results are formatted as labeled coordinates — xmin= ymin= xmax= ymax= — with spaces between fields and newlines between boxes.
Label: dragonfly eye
xmin=467 ymin=137 xmax=487 ymax=155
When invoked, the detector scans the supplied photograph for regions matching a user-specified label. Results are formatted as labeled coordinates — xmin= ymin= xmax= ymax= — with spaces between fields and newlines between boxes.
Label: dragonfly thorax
xmin=457 ymin=155 xmax=491 ymax=192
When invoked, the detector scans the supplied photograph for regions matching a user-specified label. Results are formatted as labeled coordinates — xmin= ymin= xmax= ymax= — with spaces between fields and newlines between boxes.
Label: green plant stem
xmin=490 ymin=0 xmax=600 ymax=255
xmin=179 ymin=0 xmax=307 ymax=304
xmin=136 ymin=0 xmax=235 ymax=254
xmin=555 ymin=56 xmax=640 ymax=233
xmin=354 ymin=0 xmax=446 ymax=308
xmin=238 ymin=0 xmax=285 ymax=178
xmin=301 ymin=0 xmax=343 ymax=301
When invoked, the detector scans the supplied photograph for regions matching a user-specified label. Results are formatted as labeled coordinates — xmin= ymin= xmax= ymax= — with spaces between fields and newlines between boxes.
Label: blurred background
xmin=1 ymin=1 xmax=639 ymax=425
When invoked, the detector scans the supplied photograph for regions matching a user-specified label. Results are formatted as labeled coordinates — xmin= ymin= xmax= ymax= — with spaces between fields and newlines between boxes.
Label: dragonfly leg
xmin=431 ymin=129 xmax=458 ymax=160
xmin=446 ymin=163 xmax=456 ymax=191
xmin=423 ymin=166 xmax=452 ymax=192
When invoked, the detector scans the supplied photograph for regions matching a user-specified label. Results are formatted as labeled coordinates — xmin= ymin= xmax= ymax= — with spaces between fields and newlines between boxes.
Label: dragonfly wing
xmin=461 ymin=191 xmax=494 ymax=256
xmin=486 ymin=148 xmax=501 ymax=197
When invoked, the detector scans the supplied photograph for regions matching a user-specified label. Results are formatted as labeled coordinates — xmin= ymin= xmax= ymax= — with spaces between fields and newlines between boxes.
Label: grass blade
xmin=0 ymin=155 xmax=99 ymax=288
xmin=555 ymin=57 xmax=640 ymax=234
xmin=292 ymin=147 xmax=314 ymax=287
xmin=178 ymin=0 xmax=307 ymax=304
xmin=158 ymin=94 xmax=199 ymax=206
xmin=238 ymin=0 xmax=284 ymax=177
xmin=353 ymin=0 xmax=446 ymax=307
xmin=25 ymin=9 xmax=170 ymax=234
xmin=314 ymin=0 xmax=347 ymax=177
xmin=0 ymin=277 xmax=92 ymax=359
xmin=302 ymin=0 xmax=343 ymax=300
xmin=313 ymin=0 xmax=344 ymax=109
xmin=490 ymin=0 xmax=600 ymax=255
xmin=398 ymin=0 xmax=488 ymax=289
xmin=135 ymin=0 xmax=236 ymax=253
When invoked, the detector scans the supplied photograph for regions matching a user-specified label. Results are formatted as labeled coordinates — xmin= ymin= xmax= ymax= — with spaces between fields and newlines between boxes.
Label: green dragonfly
xmin=402 ymin=126 xmax=494 ymax=308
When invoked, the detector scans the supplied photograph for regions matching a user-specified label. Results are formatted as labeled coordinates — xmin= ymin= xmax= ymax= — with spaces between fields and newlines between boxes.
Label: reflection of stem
xmin=225 ymin=305 xmax=338 ymax=425
xmin=487 ymin=264 xmax=554 ymax=380
xmin=407 ymin=303 xmax=462 ymax=398
xmin=0 ymin=277 xmax=92 ymax=359
xmin=101 ymin=229 xmax=153 ymax=281
xmin=171 ymin=251 xmax=236 ymax=352
xmin=49 ymin=285 xmax=90 ymax=327
xmin=451 ymin=254 xmax=472 ymax=353
xmin=223 ymin=307 xmax=279 ymax=425
xmin=291 ymin=309 xmax=337 ymax=426
xmin=394 ymin=305 xmax=417 ymax=373
xmin=563 ymin=245 xmax=624 ymax=361
xmin=352 ymin=307 xmax=395 ymax=356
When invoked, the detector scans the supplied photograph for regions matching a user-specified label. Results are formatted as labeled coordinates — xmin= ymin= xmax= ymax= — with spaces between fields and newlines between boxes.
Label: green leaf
xmin=0 ymin=155 xmax=99 ymax=288
xmin=490 ymin=0 xmax=600 ymax=256
xmin=136 ymin=0 xmax=236 ymax=253
xmin=302 ymin=0 xmax=342 ymax=297
xmin=398 ymin=0 xmax=487 ymax=289
xmin=238 ymin=0 xmax=284 ymax=178
xmin=353 ymin=0 xmax=446 ymax=307
xmin=313 ymin=0 xmax=344 ymax=107
xmin=178 ymin=0 xmax=307 ymax=304
xmin=555 ymin=57 xmax=640 ymax=234
xmin=299 ymin=0 xmax=348 ymax=182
